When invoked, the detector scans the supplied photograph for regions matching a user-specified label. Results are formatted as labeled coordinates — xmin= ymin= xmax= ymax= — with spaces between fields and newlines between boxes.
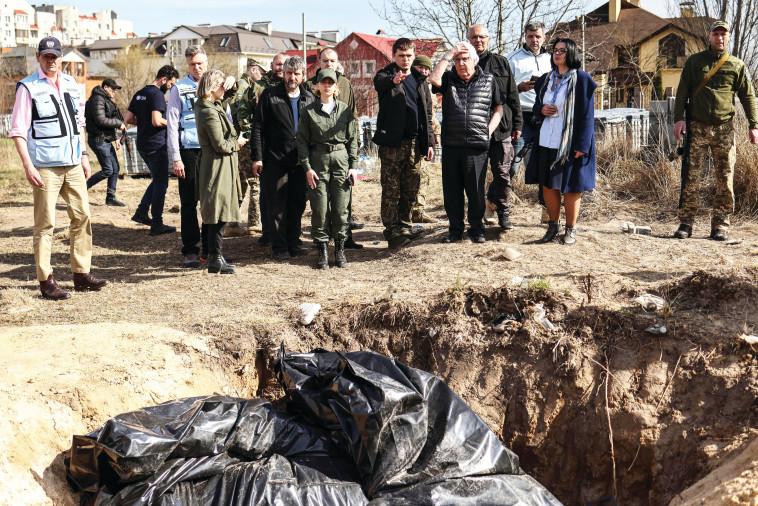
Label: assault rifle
xmin=678 ymin=101 xmax=692 ymax=209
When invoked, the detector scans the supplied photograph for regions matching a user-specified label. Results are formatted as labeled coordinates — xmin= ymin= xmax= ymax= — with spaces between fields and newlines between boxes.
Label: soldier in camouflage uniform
xmin=228 ymin=58 xmax=265 ymax=233
xmin=673 ymin=21 xmax=758 ymax=241
xmin=410 ymin=55 xmax=441 ymax=224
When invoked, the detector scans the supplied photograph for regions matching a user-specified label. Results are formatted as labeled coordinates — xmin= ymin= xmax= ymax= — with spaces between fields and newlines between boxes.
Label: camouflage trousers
xmin=379 ymin=139 xmax=422 ymax=240
xmin=410 ymin=160 xmax=430 ymax=221
xmin=237 ymin=142 xmax=261 ymax=227
xmin=679 ymin=120 xmax=736 ymax=230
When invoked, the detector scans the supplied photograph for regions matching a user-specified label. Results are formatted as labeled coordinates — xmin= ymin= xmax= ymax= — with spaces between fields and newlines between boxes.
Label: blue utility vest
xmin=176 ymin=75 xmax=200 ymax=149
xmin=18 ymin=71 xmax=82 ymax=167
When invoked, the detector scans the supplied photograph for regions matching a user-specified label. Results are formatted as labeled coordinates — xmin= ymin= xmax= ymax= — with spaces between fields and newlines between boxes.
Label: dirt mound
xmin=294 ymin=272 xmax=758 ymax=505
xmin=667 ymin=268 xmax=758 ymax=311
xmin=0 ymin=323 xmax=231 ymax=506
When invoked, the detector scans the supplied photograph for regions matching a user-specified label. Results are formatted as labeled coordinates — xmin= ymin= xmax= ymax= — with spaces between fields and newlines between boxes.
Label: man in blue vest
xmin=167 ymin=45 xmax=237 ymax=267
xmin=10 ymin=36 xmax=108 ymax=299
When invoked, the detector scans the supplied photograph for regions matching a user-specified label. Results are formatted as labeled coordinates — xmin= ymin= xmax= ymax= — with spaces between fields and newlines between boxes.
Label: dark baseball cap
xmin=38 ymin=36 xmax=62 ymax=57
xmin=316 ymin=68 xmax=338 ymax=83
xmin=102 ymin=78 xmax=122 ymax=90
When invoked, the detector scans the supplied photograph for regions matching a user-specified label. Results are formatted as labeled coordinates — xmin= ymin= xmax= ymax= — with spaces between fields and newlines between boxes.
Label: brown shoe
xmin=40 ymin=274 xmax=71 ymax=300
xmin=73 ymin=272 xmax=109 ymax=291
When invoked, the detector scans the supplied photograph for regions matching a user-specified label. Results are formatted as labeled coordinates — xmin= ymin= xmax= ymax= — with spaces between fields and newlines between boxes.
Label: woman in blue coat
xmin=526 ymin=38 xmax=597 ymax=245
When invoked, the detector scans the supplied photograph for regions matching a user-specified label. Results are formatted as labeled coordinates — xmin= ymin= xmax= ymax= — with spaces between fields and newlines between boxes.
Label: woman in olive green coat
xmin=195 ymin=69 xmax=247 ymax=274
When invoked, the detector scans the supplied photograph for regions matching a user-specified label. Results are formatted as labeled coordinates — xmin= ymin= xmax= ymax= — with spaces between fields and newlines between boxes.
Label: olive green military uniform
xmin=411 ymin=92 xmax=441 ymax=222
xmin=232 ymin=72 xmax=264 ymax=228
xmin=674 ymin=49 xmax=758 ymax=231
xmin=296 ymin=100 xmax=358 ymax=243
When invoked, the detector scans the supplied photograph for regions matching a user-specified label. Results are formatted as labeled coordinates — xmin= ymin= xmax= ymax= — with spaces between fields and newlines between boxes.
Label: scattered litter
xmin=634 ymin=293 xmax=666 ymax=311
xmin=296 ymin=303 xmax=321 ymax=325
xmin=491 ymin=312 xmax=524 ymax=333
xmin=532 ymin=303 xmax=555 ymax=331
xmin=621 ymin=222 xmax=652 ymax=235
xmin=645 ymin=324 xmax=667 ymax=335
xmin=724 ymin=238 xmax=743 ymax=245
xmin=375 ymin=285 xmax=398 ymax=303
xmin=501 ymin=247 xmax=521 ymax=261
xmin=511 ymin=276 xmax=529 ymax=287
xmin=740 ymin=333 xmax=758 ymax=345
xmin=428 ymin=328 xmax=438 ymax=337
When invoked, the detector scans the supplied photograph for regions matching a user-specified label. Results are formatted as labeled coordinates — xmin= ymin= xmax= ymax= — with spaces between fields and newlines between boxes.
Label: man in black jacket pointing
xmin=85 ymin=78 xmax=126 ymax=206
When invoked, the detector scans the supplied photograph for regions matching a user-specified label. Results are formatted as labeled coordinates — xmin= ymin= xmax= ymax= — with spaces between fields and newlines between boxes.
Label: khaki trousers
xmin=33 ymin=165 xmax=92 ymax=281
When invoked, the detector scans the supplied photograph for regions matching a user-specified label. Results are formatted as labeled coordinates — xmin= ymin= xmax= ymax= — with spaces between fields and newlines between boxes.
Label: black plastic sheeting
xmin=66 ymin=347 xmax=562 ymax=505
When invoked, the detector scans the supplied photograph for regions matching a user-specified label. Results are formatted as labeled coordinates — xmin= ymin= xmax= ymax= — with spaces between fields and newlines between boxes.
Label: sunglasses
xmin=552 ymin=48 xmax=568 ymax=55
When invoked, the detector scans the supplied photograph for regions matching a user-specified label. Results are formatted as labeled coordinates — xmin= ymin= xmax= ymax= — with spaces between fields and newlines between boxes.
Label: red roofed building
xmin=285 ymin=49 xmax=321 ymax=76
xmin=332 ymin=32 xmax=446 ymax=116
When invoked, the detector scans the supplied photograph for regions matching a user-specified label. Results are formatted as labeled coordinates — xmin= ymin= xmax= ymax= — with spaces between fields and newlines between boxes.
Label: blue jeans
xmin=136 ymin=148 xmax=169 ymax=225
xmin=86 ymin=140 xmax=120 ymax=197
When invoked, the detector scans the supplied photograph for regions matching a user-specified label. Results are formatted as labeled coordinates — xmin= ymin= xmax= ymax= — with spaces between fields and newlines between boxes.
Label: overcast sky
xmin=71 ymin=0 xmax=674 ymax=41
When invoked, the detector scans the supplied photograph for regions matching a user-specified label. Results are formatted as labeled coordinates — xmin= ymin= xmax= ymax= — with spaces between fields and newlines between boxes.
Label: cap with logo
xmin=38 ymin=37 xmax=62 ymax=57
xmin=102 ymin=78 xmax=122 ymax=90
xmin=412 ymin=55 xmax=433 ymax=70
xmin=316 ymin=68 xmax=338 ymax=83
xmin=709 ymin=20 xmax=730 ymax=32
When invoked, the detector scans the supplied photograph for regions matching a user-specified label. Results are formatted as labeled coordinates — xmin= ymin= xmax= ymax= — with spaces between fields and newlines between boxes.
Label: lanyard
xmin=548 ymin=72 xmax=568 ymax=105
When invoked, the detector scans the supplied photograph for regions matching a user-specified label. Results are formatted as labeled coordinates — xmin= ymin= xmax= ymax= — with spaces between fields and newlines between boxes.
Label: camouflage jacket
xmin=233 ymin=73 xmax=263 ymax=135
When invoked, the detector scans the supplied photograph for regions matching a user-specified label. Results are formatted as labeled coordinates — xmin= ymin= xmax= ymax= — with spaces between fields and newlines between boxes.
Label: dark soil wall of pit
xmin=284 ymin=269 xmax=758 ymax=505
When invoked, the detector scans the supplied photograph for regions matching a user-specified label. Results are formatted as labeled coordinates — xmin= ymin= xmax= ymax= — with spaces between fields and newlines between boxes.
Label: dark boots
xmin=73 ymin=272 xmax=109 ymax=291
xmin=497 ymin=210 xmax=514 ymax=230
xmin=316 ymin=242 xmax=329 ymax=270
xmin=540 ymin=221 xmax=564 ymax=243
xmin=207 ymin=253 xmax=235 ymax=274
xmin=40 ymin=274 xmax=70 ymax=300
xmin=334 ymin=239 xmax=347 ymax=268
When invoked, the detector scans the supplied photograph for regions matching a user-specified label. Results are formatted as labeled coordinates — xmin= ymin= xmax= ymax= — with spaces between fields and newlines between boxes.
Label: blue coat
xmin=525 ymin=69 xmax=597 ymax=193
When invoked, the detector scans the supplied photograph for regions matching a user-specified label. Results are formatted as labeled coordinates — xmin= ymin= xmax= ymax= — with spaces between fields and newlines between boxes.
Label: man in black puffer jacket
xmin=430 ymin=42 xmax=504 ymax=244
xmin=85 ymin=78 xmax=126 ymax=206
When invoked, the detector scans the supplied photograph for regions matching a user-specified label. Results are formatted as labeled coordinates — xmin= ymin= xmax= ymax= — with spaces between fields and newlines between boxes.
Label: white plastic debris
xmin=740 ymin=334 xmax=758 ymax=345
xmin=645 ymin=324 xmax=667 ymax=335
xmin=511 ymin=276 xmax=529 ymax=287
xmin=429 ymin=328 xmax=438 ymax=338
xmin=621 ymin=221 xmax=652 ymax=235
xmin=533 ymin=303 xmax=555 ymax=331
xmin=297 ymin=303 xmax=321 ymax=325
xmin=725 ymin=238 xmax=744 ymax=245
xmin=502 ymin=247 xmax=521 ymax=261
xmin=634 ymin=294 xmax=666 ymax=311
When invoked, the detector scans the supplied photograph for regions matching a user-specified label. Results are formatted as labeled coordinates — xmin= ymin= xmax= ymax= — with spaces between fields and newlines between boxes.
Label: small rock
xmin=645 ymin=324 xmax=667 ymax=335
xmin=621 ymin=221 xmax=636 ymax=234
xmin=635 ymin=226 xmax=652 ymax=236
xmin=297 ymin=303 xmax=321 ymax=325
xmin=724 ymin=238 xmax=743 ymax=245
xmin=634 ymin=294 xmax=666 ymax=311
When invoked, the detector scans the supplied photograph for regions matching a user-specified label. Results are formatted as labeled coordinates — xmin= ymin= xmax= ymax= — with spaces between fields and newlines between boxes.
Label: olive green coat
xmin=195 ymin=97 xmax=242 ymax=225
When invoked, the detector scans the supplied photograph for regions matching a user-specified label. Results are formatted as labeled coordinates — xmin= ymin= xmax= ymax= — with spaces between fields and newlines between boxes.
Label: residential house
xmin=328 ymin=32 xmax=445 ymax=116
xmin=552 ymin=0 xmax=712 ymax=109
xmin=161 ymin=23 xmax=334 ymax=78
xmin=80 ymin=35 xmax=167 ymax=61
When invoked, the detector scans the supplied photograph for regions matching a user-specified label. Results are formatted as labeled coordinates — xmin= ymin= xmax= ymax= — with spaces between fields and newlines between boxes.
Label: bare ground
xmin=0 ymin=162 xmax=757 ymax=505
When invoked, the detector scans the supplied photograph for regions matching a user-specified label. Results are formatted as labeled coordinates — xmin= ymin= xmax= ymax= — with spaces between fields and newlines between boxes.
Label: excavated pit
xmin=243 ymin=269 xmax=758 ymax=505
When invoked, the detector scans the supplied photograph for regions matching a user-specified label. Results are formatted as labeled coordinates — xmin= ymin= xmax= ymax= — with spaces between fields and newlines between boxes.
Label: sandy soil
xmin=0 ymin=165 xmax=756 ymax=504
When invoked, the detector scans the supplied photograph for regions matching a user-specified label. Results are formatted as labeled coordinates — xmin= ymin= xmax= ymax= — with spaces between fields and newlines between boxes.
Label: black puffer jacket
xmin=372 ymin=63 xmax=434 ymax=153
xmin=85 ymin=86 xmax=123 ymax=144
xmin=440 ymin=68 xmax=496 ymax=149
xmin=250 ymin=82 xmax=316 ymax=166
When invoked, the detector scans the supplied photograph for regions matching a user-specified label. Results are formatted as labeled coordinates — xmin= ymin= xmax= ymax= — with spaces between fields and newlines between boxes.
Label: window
xmin=220 ymin=36 xmax=230 ymax=47
xmin=283 ymin=39 xmax=291 ymax=49
xmin=264 ymin=38 xmax=273 ymax=49
xmin=658 ymin=33 xmax=685 ymax=68
xmin=145 ymin=41 xmax=153 ymax=49
xmin=4 ymin=16 xmax=10 ymax=23
xmin=347 ymin=60 xmax=360 ymax=77
xmin=362 ymin=60 xmax=375 ymax=76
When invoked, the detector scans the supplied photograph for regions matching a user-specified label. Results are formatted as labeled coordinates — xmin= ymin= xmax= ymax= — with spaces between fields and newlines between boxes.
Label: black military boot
xmin=497 ymin=210 xmax=514 ymax=230
xmin=207 ymin=253 xmax=235 ymax=274
xmin=540 ymin=221 xmax=563 ymax=243
xmin=316 ymin=242 xmax=329 ymax=270
xmin=673 ymin=223 xmax=692 ymax=239
xmin=334 ymin=239 xmax=347 ymax=268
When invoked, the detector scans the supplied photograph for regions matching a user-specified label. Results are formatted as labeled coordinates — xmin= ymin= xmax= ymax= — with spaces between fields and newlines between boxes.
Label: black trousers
xmin=178 ymin=148 xmax=208 ymax=257
xmin=441 ymin=146 xmax=489 ymax=237
xmin=262 ymin=160 xmax=307 ymax=254
xmin=205 ymin=221 xmax=226 ymax=255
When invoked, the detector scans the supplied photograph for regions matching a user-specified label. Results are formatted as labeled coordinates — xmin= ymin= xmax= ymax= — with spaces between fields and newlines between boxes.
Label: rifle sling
xmin=692 ymin=51 xmax=729 ymax=100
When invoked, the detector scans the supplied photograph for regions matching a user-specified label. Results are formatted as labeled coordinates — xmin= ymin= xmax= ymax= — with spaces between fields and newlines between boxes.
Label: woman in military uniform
xmin=296 ymin=69 xmax=358 ymax=269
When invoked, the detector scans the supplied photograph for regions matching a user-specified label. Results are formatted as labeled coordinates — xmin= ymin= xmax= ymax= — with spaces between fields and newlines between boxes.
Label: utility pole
xmin=302 ymin=13 xmax=306 ymax=62
xmin=581 ymin=14 xmax=586 ymax=71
